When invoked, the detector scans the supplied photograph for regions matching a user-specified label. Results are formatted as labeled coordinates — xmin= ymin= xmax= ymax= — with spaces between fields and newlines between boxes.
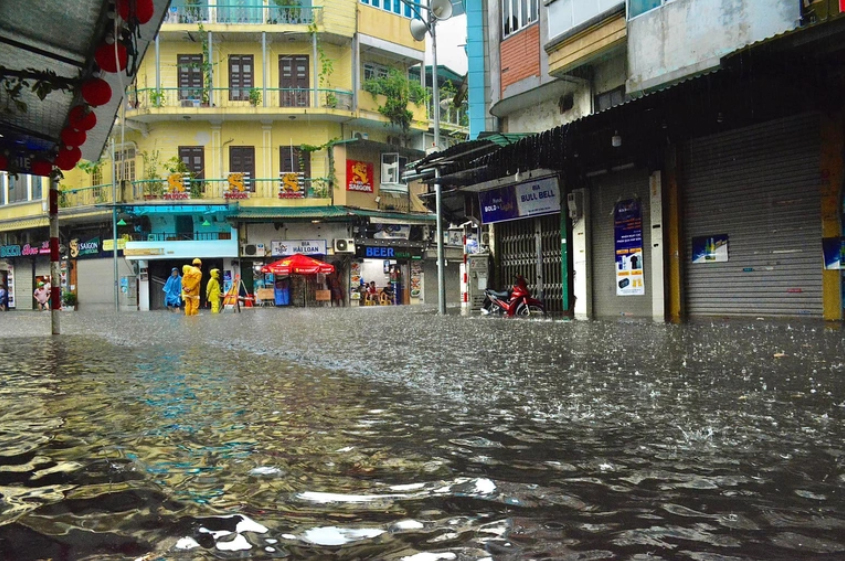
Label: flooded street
xmin=2 ymin=308 xmax=845 ymax=560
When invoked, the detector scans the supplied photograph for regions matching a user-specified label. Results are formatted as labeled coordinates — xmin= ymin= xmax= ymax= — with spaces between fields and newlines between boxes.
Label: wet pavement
xmin=1 ymin=307 xmax=844 ymax=560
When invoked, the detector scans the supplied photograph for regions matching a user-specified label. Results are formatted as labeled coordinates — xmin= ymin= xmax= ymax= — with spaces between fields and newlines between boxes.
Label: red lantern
xmin=55 ymin=146 xmax=82 ymax=171
xmin=31 ymin=160 xmax=53 ymax=177
xmin=61 ymin=127 xmax=86 ymax=147
xmin=94 ymin=42 xmax=128 ymax=73
xmin=117 ymin=0 xmax=154 ymax=24
xmin=68 ymin=106 xmax=97 ymax=131
xmin=0 ymin=155 xmax=7 ymax=171
xmin=82 ymin=78 xmax=112 ymax=107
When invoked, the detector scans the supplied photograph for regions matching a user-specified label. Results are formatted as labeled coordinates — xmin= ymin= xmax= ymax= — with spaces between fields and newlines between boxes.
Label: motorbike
xmin=481 ymin=275 xmax=546 ymax=318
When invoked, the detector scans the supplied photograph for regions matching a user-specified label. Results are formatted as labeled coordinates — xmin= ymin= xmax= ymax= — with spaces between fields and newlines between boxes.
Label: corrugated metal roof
xmin=234 ymin=206 xmax=436 ymax=223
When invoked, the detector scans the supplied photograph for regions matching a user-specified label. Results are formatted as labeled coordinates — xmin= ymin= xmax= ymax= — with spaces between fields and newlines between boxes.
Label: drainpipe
xmin=312 ymin=31 xmax=319 ymax=108
xmin=49 ymin=175 xmax=61 ymax=334
xmin=262 ymin=32 xmax=268 ymax=107
xmin=155 ymin=35 xmax=160 ymax=92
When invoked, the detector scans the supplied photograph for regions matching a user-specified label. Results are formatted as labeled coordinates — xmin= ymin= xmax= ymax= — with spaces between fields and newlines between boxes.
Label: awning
xmin=0 ymin=1 xmax=170 ymax=169
xmin=233 ymin=205 xmax=435 ymax=224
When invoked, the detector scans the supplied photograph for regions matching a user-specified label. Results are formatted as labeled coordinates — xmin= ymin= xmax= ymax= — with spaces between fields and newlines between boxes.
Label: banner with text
xmin=479 ymin=176 xmax=560 ymax=224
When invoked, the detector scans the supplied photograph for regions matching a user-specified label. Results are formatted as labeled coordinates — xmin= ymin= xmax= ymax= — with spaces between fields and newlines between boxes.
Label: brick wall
xmin=500 ymin=24 xmax=540 ymax=95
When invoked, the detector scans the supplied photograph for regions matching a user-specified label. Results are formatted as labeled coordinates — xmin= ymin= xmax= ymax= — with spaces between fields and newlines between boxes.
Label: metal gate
xmin=77 ymin=258 xmax=137 ymax=311
xmin=589 ymin=168 xmax=652 ymax=318
xmin=682 ymin=113 xmax=822 ymax=318
xmin=496 ymin=214 xmax=563 ymax=312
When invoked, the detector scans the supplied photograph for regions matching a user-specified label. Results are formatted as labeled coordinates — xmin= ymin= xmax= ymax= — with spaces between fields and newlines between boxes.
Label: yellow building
xmin=0 ymin=0 xmax=462 ymax=311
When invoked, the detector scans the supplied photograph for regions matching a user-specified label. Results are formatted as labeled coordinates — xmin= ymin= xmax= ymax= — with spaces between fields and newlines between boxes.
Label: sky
xmin=425 ymin=15 xmax=468 ymax=75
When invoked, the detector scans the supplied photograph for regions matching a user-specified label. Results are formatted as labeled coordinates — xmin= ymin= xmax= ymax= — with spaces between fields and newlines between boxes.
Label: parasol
xmin=261 ymin=253 xmax=335 ymax=275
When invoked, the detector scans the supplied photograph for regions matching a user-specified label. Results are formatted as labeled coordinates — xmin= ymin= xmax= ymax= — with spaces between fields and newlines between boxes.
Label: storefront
xmin=680 ymin=112 xmax=823 ymax=318
xmin=352 ymin=238 xmax=425 ymax=306
xmin=480 ymin=175 xmax=565 ymax=312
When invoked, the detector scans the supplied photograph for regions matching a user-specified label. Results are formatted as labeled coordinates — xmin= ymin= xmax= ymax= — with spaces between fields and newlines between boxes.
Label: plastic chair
xmin=379 ymin=293 xmax=391 ymax=306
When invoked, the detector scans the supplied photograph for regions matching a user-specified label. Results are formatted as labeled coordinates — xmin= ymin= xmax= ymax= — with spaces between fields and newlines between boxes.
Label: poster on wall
xmin=410 ymin=261 xmax=422 ymax=299
xmin=614 ymin=199 xmax=645 ymax=296
xmin=346 ymin=160 xmax=374 ymax=193
xmin=374 ymin=224 xmax=410 ymax=239
xmin=692 ymin=234 xmax=729 ymax=263
xmin=349 ymin=261 xmax=362 ymax=300
xmin=822 ymin=237 xmax=845 ymax=270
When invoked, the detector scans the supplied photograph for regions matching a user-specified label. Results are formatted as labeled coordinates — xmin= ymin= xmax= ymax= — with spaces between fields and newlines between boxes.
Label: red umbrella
xmin=261 ymin=253 xmax=335 ymax=276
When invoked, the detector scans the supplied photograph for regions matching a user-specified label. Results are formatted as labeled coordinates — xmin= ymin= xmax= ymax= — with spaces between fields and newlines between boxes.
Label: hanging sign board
xmin=346 ymin=160 xmax=374 ymax=192
xmin=479 ymin=176 xmax=560 ymax=224
xmin=271 ymin=239 xmax=328 ymax=256
xmin=614 ymin=199 xmax=645 ymax=296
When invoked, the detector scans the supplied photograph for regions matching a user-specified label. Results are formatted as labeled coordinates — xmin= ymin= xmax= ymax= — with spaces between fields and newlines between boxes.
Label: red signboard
xmin=346 ymin=160 xmax=374 ymax=193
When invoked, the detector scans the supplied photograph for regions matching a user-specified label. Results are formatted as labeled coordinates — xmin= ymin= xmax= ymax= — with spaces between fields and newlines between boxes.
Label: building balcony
xmin=163 ymin=2 xmax=322 ymax=27
xmin=126 ymin=87 xmax=354 ymax=116
xmin=125 ymin=231 xmax=232 ymax=242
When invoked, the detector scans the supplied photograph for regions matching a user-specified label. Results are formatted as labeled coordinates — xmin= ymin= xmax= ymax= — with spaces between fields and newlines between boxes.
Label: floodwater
xmin=2 ymin=308 xmax=845 ymax=561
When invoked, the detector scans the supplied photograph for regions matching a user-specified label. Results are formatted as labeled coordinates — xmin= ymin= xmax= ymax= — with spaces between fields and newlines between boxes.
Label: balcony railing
xmin=59 ymin=184 xmax=114 ymax=208
xmin=127 ymin=87 xmax=353 ymax=111
xmin=165 ymin=2 xmax=322 ymax=25
xmin=126 ymin=232 xmax=232 ymax=242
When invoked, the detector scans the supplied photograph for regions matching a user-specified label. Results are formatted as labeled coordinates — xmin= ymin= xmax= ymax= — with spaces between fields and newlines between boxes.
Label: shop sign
xmin=271 ymin=239 xmax=327 ymax=256
xmin=103 ymin=238 xmax=127 ymax=251
xmin=224 ymin=172 xmax=249 ymax=200
xmin=346 ymin=160 xmax=374 ymax=192
xmin=823 ymin=237 xmax=845 ymax=270
xmin=614 ymin=199 xmax=645 ymax=296
xmin=359 ymin=245 xmax=420 ymax=259
xmin=692 ymin=234 xmax=729 ymax=263
xmin=279 ymin=172 xmax=306 ymax=199
xmin=374 ymin=224 xmax=410 ymax=239
xmin=479 ymin=176 xmax=560 ymax=224
xmin=0 ymin=241 xmax=51 ymax=258
xmin=163 ymin=173 xmax=191 ymax=200
xmin=70 ymin=237 xmax=100 ymax=258
xmin=124 ymin=248 xmax=164 ymax=256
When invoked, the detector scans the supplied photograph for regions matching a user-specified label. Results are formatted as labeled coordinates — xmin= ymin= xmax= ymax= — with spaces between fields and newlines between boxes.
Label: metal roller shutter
xmin=77 ymin=258 xmax=136 ymax=311
xmin=589 ymin=168 xmax=652 ymax=318
xmin=682 ymin=113 xmax=821 ymax=318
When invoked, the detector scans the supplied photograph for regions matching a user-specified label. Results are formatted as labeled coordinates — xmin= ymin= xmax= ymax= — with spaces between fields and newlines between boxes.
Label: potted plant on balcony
xmin=248 ymin=87 xmax=261 ymax=107
xmin=149 ymin=89 xmax=165 ymax=108
xmin=362 ymin=67 xmax=427 ymax=137
xmin=165 ymin=156 xmax=202 ymax=199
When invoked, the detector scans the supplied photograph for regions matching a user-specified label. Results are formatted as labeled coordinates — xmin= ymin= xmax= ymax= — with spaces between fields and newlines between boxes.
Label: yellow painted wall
xmin=548 ymin=14 xmax=626 ymax=77
xmin=320 ymin=0 xmax=357 ymax=37
xmin=358 ymin=4 xmax=424 ymax=53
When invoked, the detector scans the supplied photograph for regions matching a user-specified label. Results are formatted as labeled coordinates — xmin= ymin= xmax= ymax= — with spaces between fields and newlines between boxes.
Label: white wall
xmin=627 ymin=0 xmax=800 ymax=93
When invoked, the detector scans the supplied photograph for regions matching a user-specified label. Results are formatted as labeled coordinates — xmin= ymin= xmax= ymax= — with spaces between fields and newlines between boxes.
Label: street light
xmin=408 ymin=0 xmax=452 ymax=315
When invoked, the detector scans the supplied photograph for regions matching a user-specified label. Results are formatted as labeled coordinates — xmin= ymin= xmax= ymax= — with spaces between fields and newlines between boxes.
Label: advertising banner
xmin=346 ymin=160 xmax=374 ymax=193
xmin=479 ymin=177 xmax=560 ymax=224
xmin=70 ymin=237 xmax=100 ymax=258
xmin=271 ymin=239 xmax=328 ymax=256
xmin=614 ymin=199 xmax=645 ymax=296
xmin=692 ymin=234 xmax=729 ymax=263
xmin=822 ymin=237 xmax=845 ymax=270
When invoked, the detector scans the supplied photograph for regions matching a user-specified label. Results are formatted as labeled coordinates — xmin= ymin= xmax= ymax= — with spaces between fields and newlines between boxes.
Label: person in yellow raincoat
xmin=206 ymin=268 xmax=222 ymax=314
xmin=181 ymin=258 xmax=203 ymax=316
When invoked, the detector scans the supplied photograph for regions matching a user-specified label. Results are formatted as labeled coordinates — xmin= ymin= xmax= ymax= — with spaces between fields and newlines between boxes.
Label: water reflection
xmin=1 ymin=309 xmax=844 ymax=559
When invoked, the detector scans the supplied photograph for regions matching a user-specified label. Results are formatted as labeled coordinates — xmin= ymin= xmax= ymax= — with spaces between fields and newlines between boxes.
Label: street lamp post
xmin=408 ymin=0 xmax=453 ymax=315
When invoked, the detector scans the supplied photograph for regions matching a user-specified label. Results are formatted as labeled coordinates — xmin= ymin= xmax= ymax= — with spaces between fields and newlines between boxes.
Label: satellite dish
xmin=410 ymin=18 xmax=429 ymax=42
xmin=430 ymin=0 xmax=453 ymax=20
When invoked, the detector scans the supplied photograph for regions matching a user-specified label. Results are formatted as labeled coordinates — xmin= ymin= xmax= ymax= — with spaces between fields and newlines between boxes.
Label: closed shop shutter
xmin=589 ymin=168 xmax=652 ymax=318
xmin=77 ymin=258 xmax=136 ymax=311
xmin=682 ymin=113 xmax=821 ymax=318
xmin=15 ymin=261 xmax=33 ymax=310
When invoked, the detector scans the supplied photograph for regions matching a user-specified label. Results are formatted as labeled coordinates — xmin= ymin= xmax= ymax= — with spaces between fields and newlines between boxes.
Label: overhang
xmin=0 ymin=0 xmax=170 ymax=169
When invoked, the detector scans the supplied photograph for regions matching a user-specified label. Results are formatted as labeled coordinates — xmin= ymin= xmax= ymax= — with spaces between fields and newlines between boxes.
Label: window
xmin=280 ymin=145 xmax=311 ymax=177
xmin=177 ymin=54 xmax=203 ymax=101
xmin=363 ymin=62 xmax=389 ymax=82
xmin=116 ymin=148 xmax=136 ymax=182
xmin=628 ymin=0 xmax=663 ymax=19
xmin=502 ymin=0 xmax=538 ymax=38
xmin=7 ymin=174 xmax=27 ymax=203
xmin=279 ymin=55 xmax=310 ymax=107
xmin=179 ymin=147 xmax=205 ymax=180
xmin=595 ymin=86 xmax=625 ymax=112
xmin=380 ymin=153 xmax=408 ymax=190
xmin=360 ymin=0 xmax=420 ymax=18
xmin=229 ymin=146 xmax=255 ymax=191
xmin=31 ymin=177 xmax=42 ymax=201
xmin=548 ymin=0 xmax=624 ymax=40
xmin=229 ymin=55 xmax=254 ymax=101
xmin=92 ymin=166 xmax=103 ymax=186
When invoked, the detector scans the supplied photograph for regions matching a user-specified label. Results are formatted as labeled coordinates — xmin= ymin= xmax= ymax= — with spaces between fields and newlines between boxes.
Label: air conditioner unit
xmin=241 ymin=243 xmax=266 ymax=257
xmin=352 ymin=130 xmax=369 ymax=141
xmin=480 ymin=232 xmax=491 ymax=246
xmin=333 ymin=238 xmax=355 ymax=254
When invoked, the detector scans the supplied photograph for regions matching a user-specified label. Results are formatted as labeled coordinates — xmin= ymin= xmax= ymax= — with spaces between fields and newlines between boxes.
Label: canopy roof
xmin=262 ymin=254 xmax=336 ymax=276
